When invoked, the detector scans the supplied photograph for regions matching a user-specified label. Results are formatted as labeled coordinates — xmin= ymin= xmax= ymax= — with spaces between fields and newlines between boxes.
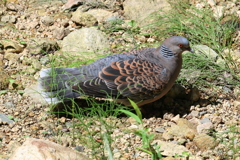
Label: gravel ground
xmin=0 ymin=0 xmax=239 ymax=159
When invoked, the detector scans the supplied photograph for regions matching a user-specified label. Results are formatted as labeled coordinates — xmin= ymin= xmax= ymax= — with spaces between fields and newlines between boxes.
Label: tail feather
xmin=38 ymin=68 xmax=83 ymax=104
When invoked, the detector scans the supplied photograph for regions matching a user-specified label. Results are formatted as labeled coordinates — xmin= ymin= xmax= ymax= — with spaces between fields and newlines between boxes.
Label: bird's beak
xmin=188 ymin=47 xmax=194 ymax=53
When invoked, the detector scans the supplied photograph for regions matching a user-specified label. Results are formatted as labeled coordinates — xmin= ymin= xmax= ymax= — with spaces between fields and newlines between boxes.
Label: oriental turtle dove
xmin=39 ymin=36 xmax=193 ymax=106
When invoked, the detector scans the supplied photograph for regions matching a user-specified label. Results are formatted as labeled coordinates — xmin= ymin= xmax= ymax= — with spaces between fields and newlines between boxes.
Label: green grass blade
xmin=128 ymin=98 xmax=142 ymax=121
xmin=119 ymin=109 xmax=142 ymax=124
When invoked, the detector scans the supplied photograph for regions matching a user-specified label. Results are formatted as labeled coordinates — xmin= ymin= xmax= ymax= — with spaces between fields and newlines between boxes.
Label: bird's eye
xmin=178 ymin=44 xmax=183 ymax=48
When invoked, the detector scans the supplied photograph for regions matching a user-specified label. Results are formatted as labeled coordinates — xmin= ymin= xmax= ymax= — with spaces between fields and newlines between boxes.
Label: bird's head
xmin=160 ymin=36 xmax=194 ymax=58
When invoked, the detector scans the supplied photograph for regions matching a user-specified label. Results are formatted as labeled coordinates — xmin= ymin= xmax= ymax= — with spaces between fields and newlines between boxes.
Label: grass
xmin=1 ymin=0 xmax=239 ymax=159
xmin=52 ymin=97 xmax=133 ymax=159
xmin=139 ymin=0 xmax=240 ymax=92
xmin=120 ymin=99 xmax=163 ymax=159
xmin=43 ymin=0 xmax=240 ymax=158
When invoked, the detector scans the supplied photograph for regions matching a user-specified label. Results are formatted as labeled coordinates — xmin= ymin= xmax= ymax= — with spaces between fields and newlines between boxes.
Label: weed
xmin=213 ymin=125 xmax=240 ymax=159
xmin=143 ymin=0 xmax=240 ymax=91
xmin=120 ymin=99 xmax=162 ymax=160
xmin=52 ymin=96 xmax=130 ymax=159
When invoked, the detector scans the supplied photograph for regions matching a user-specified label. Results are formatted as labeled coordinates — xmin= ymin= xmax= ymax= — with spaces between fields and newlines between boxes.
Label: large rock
xmin=9 ymin=138 xmax=90 ymax=160
xmin=62 ymin=27 xmax=110 ymax=57
xmin=193 ymin=45 xmax=225 ymax=64
xmin=123 ymin=0 xmax=170 ymax=23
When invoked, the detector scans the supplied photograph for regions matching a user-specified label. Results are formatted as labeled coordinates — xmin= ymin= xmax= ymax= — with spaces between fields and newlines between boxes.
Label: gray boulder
xmin=123 ymin=0 xmax=170 ymax=23
xmin=62 ymin=27 xmax=110 ymax=58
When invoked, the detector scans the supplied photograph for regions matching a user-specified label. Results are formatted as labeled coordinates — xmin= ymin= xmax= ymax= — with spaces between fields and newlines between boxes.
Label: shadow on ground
xmin=50 ymin=96 xmax=196 ymax=119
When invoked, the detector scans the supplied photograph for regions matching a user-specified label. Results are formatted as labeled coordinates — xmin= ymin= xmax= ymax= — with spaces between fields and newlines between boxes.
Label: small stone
xmin=147 ymin=38 xmax=155 ymax=43
xmin=207 ymin=0 xmax=216 ymax=7
xmin=171 ymin=114 xmax=180 ymax=122
xmin=153 ymin=140 xmax=190 ymax=157
xmin=60 ymin=117 xmax=66 ymax=123
xmin=177 ymin=138 xmax=187 ymax=145
xmin=233 ymin=101 xmax=240 ymax=113
xmin=4 ymin=52 xmax=20 ymax=62
xmin=0 ymin=70 xmax=10 ymax=89
xmin=87 ymin=9 xmax=116 ymax=23
xmin=155 ymin=127 xmax=165 ymax=133
xmin=167 ymin=125 xmax=196 ymax=140
xmin=197 ymin=122 xmax=213 ymax=134
xmin=189 ymin=117 xmax=201 ymax=126
xmin=28 ymin=21 xmax=39 ymax=29
xmin=193 ymin=134 xmax=218 ymax=151
xmin=200 ymin=118 xmax=211 ymax=124
xmin=41 ymin=16 xmax=54 ymax=26
xmin=27 ymin=67 xmax=36 ymax=74
xmin=4 ymin=102 xmax=15 ymax=108
xmin=190 ymin=111 xmax=199 ymax=117
xmin=213 ymin=6 xmax=225 ymax=19
xmin=71 ymin=10 xmax=97 ymax=27
xmin=6 ymin=3 xmax=23 ymax=11
xmin=127 ymin=117 xmax=138 ymax=125
xmin=1 ymin=40 xmax=24 ymax=53
xmin=27 ymin=38 xmax=59 ymax=55
xmin=53 ymin=27 xmax=67 ymax=40
xmin=233 ymin=87 xmax=240 ymax=99
xmin=1 ymin=15 xmax=17 ymax=23
xmin=129 ymin=124 xmax=138 ymax=129
xmin=106 ymin=16 xmax=121 ymax=22
xmin=212 ymin=116 xmax=222 ymax=125
xmin=199 ymin=111 xmax=208 ymax=116
xmin=0 ymin=113 xmax=14 ymax=124
xmin=61 ymin=128 xmax=69 ymax=132
xmin=162 ymin=131 xmax=174 ymax=140
xmin=32 ymin=61 xmax=42 ymax=70
xmin=40 ymin=56 xmax=50 ymax=65
xmin=28 ymin=111 xmax=35 ymax=117
xmin=74 ymin=145 xmax=85 ymax=152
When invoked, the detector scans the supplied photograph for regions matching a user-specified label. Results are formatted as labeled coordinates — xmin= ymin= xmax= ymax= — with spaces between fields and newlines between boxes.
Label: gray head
xmin=160 ymin=36 xmax=193 ymax=58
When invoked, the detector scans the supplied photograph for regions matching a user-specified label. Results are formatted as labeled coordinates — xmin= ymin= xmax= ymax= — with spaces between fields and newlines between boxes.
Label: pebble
xmin=4 ymin=102 xmax=15 ymax=109
xmin=197 ymin=122 xmax=213 ymax=134
xmin=0 ymin=1 xmax=239 ymax=160
xmin=200 ymin=118 xmax=211 ymax=124
xmin=155 ymin=126 xmax=165 ymax=133
xmin=193 ymin=134 xmax=218 ymax=151
xmin=190 ymin=110 xmax=199 ymax=117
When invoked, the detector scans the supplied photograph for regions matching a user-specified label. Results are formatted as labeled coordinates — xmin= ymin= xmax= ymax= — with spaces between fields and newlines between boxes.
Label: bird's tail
xmin=38 ymin=68 xmax=82 ymax=104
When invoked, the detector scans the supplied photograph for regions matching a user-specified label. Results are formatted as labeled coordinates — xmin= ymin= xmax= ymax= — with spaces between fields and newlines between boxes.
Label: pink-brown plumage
xmin=39 ymin=36 xmax=193 ymax=106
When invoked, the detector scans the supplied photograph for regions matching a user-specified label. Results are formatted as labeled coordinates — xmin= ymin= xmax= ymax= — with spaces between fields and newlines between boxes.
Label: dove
xmin=39 ymin=36 xmax=193 ymax=106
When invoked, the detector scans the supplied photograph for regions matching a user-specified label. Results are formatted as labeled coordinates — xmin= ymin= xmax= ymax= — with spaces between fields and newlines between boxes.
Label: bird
xmin=38 ymin=36 xmax=193 ymax=107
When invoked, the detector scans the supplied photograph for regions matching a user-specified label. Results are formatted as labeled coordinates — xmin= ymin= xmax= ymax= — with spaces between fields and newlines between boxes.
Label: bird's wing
xmin=120 ymin=47 xmax=156 ymax=55
xmin=71 ymin=58 xmax=170 ymax=101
